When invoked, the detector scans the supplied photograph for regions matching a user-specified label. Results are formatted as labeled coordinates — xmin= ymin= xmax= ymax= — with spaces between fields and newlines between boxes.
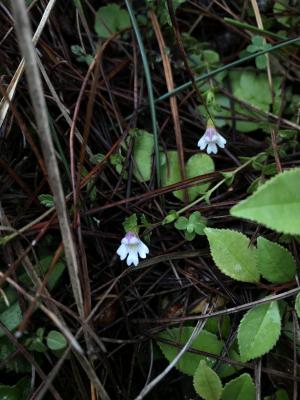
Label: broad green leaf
xmin=257 ymin=237 xmax=296 ymax=283
xmin=193 ymin=360 xmax=222 ymax=400
xmin=176 ymin=154 xmax=215 ymax=201
xmin=221 ymin=373 xmax=255 ymax=400
xmin=131 ymin=129 xmax=154 ymax=182
xmin=296 ymin=293 xmax=300 ymax=318
xmin=238 ymin=301 xmax=281 ymax=361
xmin=161 ymin=151 xmax=181 ymax=188
xmin=46 ymin=330 xmax=67 ymax=351
xmin=95 ymin=3 xmax=130 ymax=38
xmin=0 ymin=377 xmax=30 ymax=400
xmin=157 ymin=327 xmax=223 ymax=376
xmin=230 ymin=169 xmax=300 ymax=235
xmin=264 ymin=388 xmax=290 ymax=400
xmin=161 ymin=151 xmax=214 ymax=202
xmin=0 ymin=302 xmax=22 ymax=337
xmin=204 ymin=228 xmax=259 ymax=283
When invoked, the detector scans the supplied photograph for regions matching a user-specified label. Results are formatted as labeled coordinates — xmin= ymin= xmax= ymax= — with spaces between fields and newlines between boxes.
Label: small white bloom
xmin=117 ymin=231 xmax=149 ymax=267
xmin=197 ymin=125 xmax=226 ymax=154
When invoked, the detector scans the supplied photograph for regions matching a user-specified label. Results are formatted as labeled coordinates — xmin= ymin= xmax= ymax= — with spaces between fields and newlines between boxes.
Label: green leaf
xmin=38 ymin=256 xmax=66 ymax=290
xmin=95 ymin=3 xmax=130 ymax=38
xmin=161 ymin=152 xmax=214 ymax=202
xmin=38 ymin=194 xmax=54 ymax=208
xmin=230 ymin=169 xmax=300 ymax=235
xmin=264 ymin=388 xmax=290 ymax=400
xmin=0 ymin=337 xmax=30 ymax=373
xmin=131 ymin=129 xmax=154 ymax=182
xmin=221 ymin=373 xmax=255 ymax=400
xmin=157 ymin=327 xmax=223 ymax=376
xmin=46 ymin=330 xmax=67 ymax=351
xmin=176 ymin=154 xmax=215 ymax=201
xmin=175 ymin=216 xmax=188 ymax=230
xmin=161 ymin=150 xmax=181 ymax=189
xmin=123 ymin=214 xmax=138 ymax=234
xmin=218 ymin=348 xmax=242 ymax=378
xmin=0 ymin=302 xmax=22 ymax=337
xmin=257 ymin=237 xmax=296 ymax=283
xmin=27 ymin=336 xmax=47 ymax=353
xmin=238 ymin=301 xmax=281 ymax=361
xmin=0 ymin=377 xmax=30 ymax=400
xmin=205 ymin=315 xmax=230 ymax=338
xmin=163 ymin=210 xmax=178 ymax=225
xmin=204 ymin=228 xmax=259 ymax=283
xmin=185 ymin=231 xmax=196 ymax=241
xmin=296 ymin=293 xmax=300 ymax=318
xmin=193 ymin=360 xmax=223 ymax=400
xmin=189 ymin=211 xmax=207 ymax=235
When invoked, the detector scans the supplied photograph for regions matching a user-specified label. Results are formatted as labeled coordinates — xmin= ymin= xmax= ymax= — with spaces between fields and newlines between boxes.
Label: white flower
xmin=197 ymin=125 xmax=226 ymax=154
xmin=117 ymin=232 xmax=149 ymax=266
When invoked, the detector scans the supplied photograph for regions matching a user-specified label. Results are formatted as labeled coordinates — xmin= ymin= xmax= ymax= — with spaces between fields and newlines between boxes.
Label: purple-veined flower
xmin=197 ymin=123 xmax=226 ymax=154
xmin=117 ymin=231 xmax=149 ymax=266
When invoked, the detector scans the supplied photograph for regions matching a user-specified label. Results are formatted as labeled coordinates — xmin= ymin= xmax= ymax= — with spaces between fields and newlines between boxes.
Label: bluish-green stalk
xmin=157 ymin=36 xmax=300 ymax=103
xmin=125 ymin=0 xmax=161 ymax=187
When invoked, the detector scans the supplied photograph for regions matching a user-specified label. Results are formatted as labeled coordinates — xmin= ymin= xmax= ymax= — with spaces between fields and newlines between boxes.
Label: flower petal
xmin=207 ymin=143 xmax=218 ymax=154
xmin=127 ymin=250 xmax=139 ymax=266
xmin=137 ymin=241 xmax=149 ymax=259
xmin=117 ymin=244 xmax=128 ymax=260
xmin=197 ymin=136 xmax=207 ymax=150
xmin=216 ymin=134 xmax=226 ymax=148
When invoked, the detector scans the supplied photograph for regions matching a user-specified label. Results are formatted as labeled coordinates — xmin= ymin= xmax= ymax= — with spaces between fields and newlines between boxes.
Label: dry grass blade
xmin=0 ymin=0 xmax=57 ymax=128
xmin=9 ymin=0 xmax=84 ymax=318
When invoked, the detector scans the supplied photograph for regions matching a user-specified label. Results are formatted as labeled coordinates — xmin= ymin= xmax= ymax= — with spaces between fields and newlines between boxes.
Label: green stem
xmin=157 ymin=36 xmax=300 ymax=103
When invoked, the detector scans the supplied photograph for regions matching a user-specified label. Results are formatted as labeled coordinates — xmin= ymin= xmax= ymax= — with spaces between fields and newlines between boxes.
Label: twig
xmin=10 ymin=0 xmax=84 ymax=318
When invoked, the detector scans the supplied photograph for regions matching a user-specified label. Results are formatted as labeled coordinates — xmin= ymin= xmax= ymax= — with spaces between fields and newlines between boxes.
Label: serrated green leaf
xmin=296 ymin=293 xmax=300 ymax=318
xmin=193 ymin=360 xmax=223 ymax=400
xmin=131 ymin=129 xmax=154 ymax=182
xmin=46 ymin=330 xmax=67 ymax=351
xmin=157 ymin=327 xmax=223 ymax=376
xmin=238 ymin=301 xmax=281 ymax=362
xmin=205 ymin=228 xmax=259 ymax=283
xmin=230 ymin=169 xmax=300 ymax=235
xmin=0 ymin=302 xmax=22 ymax=337
xmin=95 ymin=3 xmax=130 ymax=38
xmin=221 ymin=373 xmax=255 ymax=400
xmin=257 ymin=237 xmax=296 ymax=283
